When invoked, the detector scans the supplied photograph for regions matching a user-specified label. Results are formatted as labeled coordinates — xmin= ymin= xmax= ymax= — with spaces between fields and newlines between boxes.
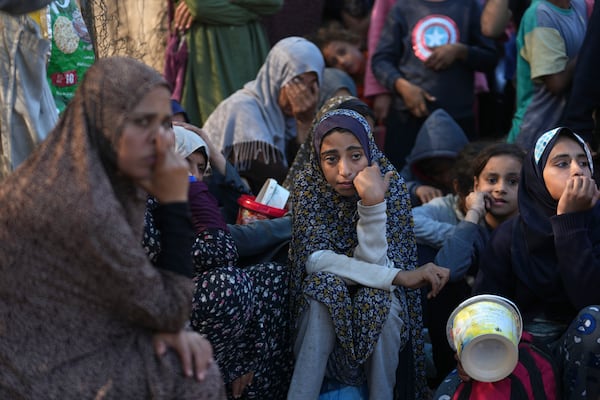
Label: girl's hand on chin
xmin=354 ymin=163 xmax=393 ymax=206
xmin=557 ymin=176 xmax=600 ymax=215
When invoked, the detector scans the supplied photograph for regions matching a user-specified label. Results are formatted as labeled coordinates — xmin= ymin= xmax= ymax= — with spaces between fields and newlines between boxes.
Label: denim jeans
xmin=288 ymin=294 xmax=404 ymax=400
xmin=0 ymin=11 xmax=57 ymax=180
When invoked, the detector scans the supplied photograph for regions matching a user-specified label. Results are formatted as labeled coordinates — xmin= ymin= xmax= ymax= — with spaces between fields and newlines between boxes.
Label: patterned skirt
xmin=190 ymin=228 xmax=293 ymax=400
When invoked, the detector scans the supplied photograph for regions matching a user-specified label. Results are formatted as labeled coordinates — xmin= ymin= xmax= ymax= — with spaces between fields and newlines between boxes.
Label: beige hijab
xmin=0 ymin=57 xmax=224 ymax=399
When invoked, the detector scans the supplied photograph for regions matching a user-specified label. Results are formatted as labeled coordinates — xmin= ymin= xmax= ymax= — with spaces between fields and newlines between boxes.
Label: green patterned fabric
xmin=181 ymin=0 xmax=282 ymax=126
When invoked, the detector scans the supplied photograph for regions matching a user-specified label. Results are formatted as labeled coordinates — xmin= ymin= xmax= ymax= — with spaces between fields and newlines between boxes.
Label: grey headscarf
xmin=202 ymin=36 xmax=324 ymax=171
xmin=318 ymin=67 xmax=357 ymax=108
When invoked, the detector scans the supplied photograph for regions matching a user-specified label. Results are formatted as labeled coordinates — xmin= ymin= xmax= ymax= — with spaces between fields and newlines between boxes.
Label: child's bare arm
xmin=481 ymin=0 xmax=512 ymax=38
xmin=542 ymin=56 xmax=578 ymax=96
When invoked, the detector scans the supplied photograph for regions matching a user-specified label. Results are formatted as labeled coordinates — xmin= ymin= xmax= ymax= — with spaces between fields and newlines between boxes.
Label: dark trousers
xmin=384 ymin=108 xmax=476 ymax=172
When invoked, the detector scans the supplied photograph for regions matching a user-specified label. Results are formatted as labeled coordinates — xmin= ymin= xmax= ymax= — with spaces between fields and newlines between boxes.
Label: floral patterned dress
xmin=289 ymin=108 xmax=428 ymax=397
xmin=144 ymin=197 xmax=293 ymax=400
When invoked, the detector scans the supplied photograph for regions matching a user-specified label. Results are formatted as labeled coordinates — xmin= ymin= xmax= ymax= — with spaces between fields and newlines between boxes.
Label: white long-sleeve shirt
xmin=305 ymin=200 xmax=400 ymax=292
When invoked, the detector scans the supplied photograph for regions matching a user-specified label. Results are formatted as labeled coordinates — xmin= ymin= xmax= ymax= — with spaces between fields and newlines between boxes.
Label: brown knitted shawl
xmin=0 ymin=57 xmax=224 ymax=399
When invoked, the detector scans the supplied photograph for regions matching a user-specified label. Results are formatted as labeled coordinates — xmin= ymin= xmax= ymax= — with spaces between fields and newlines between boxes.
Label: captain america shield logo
xmin=412 ymin=14 xmax=460 ymax=61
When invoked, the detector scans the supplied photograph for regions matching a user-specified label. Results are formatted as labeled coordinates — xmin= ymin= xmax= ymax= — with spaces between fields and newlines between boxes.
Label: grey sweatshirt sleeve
xmin=306 ymin=250 xmax=399 ymax=291
xmin=412 ymin=199 xmax=460 ymax=248
xmin=305 ymin=200 xmax=398 ymax=291
xmin=353 ymin=200 xmax=390 ymax=266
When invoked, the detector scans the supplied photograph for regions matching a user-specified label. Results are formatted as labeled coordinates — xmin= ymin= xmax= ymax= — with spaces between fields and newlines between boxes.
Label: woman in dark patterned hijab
xmin=0 ymin=56 xmax=225 ymax=399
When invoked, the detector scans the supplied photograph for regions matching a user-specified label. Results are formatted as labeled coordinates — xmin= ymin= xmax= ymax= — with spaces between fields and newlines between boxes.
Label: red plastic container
xmin=236 ymin=194 xmax=287 ymax=225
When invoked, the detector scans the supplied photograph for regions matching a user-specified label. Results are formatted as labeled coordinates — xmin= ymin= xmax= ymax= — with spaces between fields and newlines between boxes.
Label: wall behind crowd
xmin=82 ymin=0 xmax=168 ymax=71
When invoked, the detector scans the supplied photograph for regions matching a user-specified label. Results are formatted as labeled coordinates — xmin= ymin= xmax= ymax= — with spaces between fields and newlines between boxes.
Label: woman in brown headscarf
xmin=0 ymin=56 xmax=225 ymax=399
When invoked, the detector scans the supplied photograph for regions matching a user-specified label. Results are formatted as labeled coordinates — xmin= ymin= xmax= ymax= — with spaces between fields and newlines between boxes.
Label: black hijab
xmin=512 ymin=127 xmax=594 ymax=302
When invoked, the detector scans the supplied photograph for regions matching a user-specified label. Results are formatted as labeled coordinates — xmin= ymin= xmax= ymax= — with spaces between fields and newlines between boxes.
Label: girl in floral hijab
xmin=288 ymin=109 xmax=449 ymax=399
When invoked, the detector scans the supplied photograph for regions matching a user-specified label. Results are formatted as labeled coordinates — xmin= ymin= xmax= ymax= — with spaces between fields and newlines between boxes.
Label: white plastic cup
xmin=446 ymin=294 xmax=523 ymax=382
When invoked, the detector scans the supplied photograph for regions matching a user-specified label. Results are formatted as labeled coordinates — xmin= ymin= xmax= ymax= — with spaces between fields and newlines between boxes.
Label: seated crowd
xmin=1 ymin=0 xmax=600 ymax=398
